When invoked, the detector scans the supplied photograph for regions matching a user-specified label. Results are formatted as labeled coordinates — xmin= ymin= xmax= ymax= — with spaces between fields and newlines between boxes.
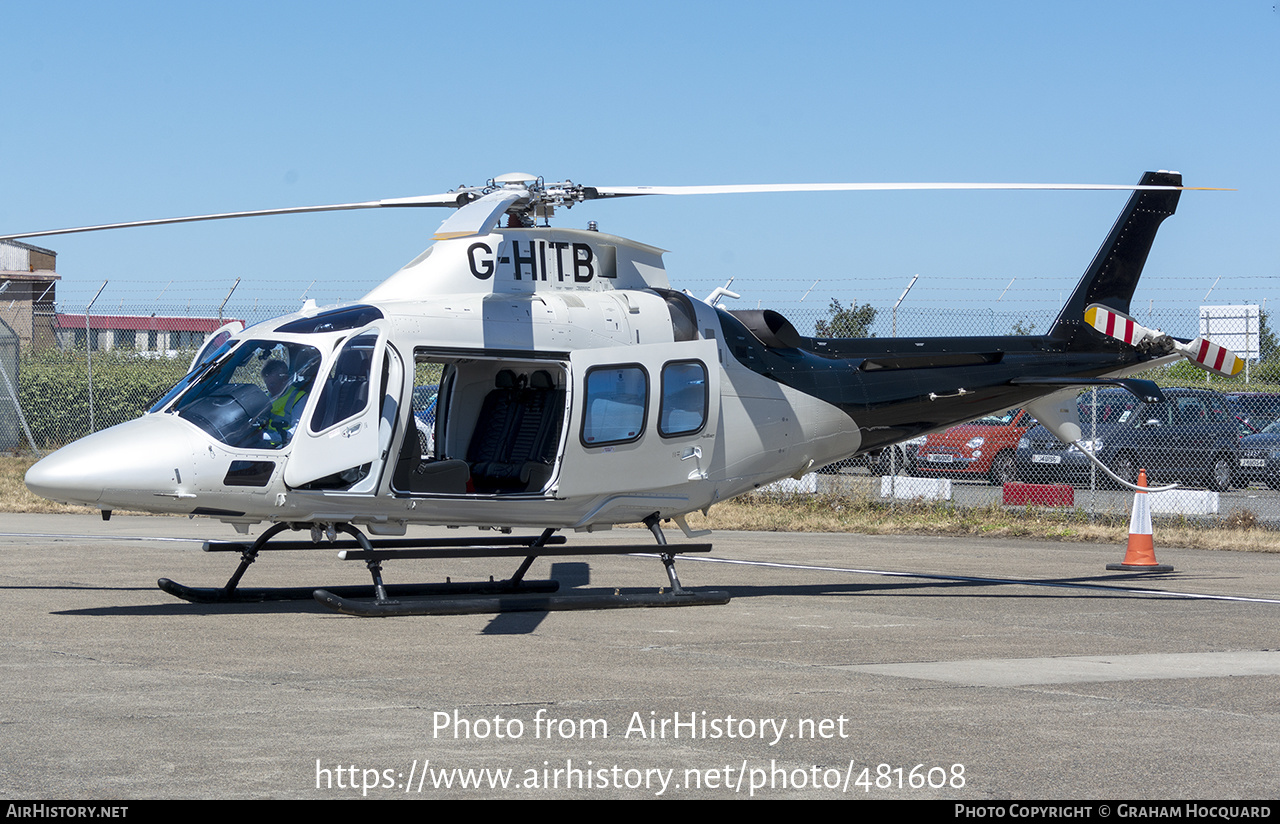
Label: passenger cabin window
xmin=311 ymin=331 xmax=377 ymax=433
xmin=582 ymin=365 xmax=647 ymax=445
xmin=659 ymin=361 xmax=708 ymax=437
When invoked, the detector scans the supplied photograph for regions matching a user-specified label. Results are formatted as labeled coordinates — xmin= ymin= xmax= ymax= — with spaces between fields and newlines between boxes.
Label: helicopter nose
xmin=25 ymin=415 xmax=202 ymax=507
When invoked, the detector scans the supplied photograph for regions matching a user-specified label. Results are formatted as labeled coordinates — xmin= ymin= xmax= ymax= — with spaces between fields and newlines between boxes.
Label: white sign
xmin=1200 ymin=305 xmax=1260 ymax=360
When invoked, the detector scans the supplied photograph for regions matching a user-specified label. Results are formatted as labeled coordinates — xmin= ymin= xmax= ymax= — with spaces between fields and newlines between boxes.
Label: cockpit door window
xmin=284 ymin=324 xmax=395 ymax=489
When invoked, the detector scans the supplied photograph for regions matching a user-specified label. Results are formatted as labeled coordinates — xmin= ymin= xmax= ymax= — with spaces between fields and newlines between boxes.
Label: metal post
xmin=0 ymin=349 xmax=40 ymax=456
xmin=85 ymin=281 xmax=107 ymax=433
xmin=891 ymin=274 xmax=918 ymax=338
xmin=1088 ymin=388 xmax=1097 ymax=514
xmin=218 ymin=278 xmax=241 ymax=324
xmin=889 ymin=275 xmax=919 ymax=498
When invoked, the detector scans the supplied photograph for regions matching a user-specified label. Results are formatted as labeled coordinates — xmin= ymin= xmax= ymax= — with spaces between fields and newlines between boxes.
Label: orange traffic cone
xmin=1107 ymin=469 xmax=1173 ymax=572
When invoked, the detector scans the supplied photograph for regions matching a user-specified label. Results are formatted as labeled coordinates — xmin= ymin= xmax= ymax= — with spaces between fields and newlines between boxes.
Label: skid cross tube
xmin=160 ymin=521 xmax=729 ymax=614
xmin=159 ymin=523 xmax=568 ymax=604
xmin=317 ymin=518 xmax=728 ymax=616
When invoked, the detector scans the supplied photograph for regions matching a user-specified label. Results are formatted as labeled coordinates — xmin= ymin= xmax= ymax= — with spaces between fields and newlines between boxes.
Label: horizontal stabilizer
xmin=1012 ymin=376 xmax=1165 ymax=403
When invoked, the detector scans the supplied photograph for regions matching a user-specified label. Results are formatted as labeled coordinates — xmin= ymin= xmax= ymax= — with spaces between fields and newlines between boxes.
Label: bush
xmin=18 ymin=348 xmax=193 ymax=447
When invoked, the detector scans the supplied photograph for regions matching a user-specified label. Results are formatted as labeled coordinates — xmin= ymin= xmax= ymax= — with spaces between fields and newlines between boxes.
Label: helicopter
xmin=4 ymin=170 xmax=1241 ymax=616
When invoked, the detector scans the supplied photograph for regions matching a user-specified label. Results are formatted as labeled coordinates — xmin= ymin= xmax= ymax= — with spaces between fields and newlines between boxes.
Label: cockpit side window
xmin=310 ymin=331 xmax=378 ymax=433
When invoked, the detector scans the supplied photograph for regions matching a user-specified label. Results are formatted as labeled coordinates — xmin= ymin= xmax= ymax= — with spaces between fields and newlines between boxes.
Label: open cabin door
xmin=557 ymin=339 xmax=719 ymax=499
xmin=284 ymin=323 xmax=401 ymax=490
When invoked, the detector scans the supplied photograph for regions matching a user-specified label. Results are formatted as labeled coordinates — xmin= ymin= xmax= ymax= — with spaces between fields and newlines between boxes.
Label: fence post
xmin=0 ymin=352 xmax=40 ymax=456
xmin=85 ymin=281 xmax=107 ymax=433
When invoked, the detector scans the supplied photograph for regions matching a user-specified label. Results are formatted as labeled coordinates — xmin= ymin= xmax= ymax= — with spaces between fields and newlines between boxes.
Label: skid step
xmin=203 ymin=534 xmax=569 ymax=553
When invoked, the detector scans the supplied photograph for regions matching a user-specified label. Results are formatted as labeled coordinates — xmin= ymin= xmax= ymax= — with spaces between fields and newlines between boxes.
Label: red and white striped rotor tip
xmin=1084 ymin=304 xmax=1243 ymax=377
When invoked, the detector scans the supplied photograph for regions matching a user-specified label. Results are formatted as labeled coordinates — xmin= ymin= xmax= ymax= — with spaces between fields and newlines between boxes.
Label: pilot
xmin=261 ymin=359 xmax=308 ymax=446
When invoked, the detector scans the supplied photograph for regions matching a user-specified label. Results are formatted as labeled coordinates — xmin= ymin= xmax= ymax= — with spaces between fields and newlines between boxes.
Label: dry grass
xmin=0 ymin=456 xmax=104 ymax=514
xmin=4 ymin=454 xmax=1279 ymax=551
xmin=683 ymin=491 xmax=1280 ymax=553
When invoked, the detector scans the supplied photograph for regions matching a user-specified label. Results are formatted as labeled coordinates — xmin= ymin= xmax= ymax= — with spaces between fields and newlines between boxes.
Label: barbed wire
xmin=46 ymin=274 xmax=1277 ymax=309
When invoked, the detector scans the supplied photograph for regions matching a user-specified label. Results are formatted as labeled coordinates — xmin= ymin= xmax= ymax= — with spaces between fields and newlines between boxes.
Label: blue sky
xmin=3 ymin=1 xmax=1277 ymax=329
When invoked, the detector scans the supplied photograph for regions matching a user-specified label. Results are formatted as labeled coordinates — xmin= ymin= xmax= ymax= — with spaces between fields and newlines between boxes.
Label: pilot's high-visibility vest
xmin=271 ymin=386 xmax=307 ymax=421
xmin=266 ymin=386 xmax=308 ymax=443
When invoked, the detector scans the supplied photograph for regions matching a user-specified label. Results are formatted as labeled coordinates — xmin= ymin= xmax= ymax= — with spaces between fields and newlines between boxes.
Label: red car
xmin=912 ymin=408 xmax=1033 ymax=485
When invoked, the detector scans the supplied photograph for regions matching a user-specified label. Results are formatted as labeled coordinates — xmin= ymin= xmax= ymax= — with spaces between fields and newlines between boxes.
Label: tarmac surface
xmin=1 ymin=512 xmax=1278 ymax=800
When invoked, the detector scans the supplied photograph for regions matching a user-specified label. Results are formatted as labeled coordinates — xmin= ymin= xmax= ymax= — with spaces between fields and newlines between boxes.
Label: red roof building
xmin=54 ymin=313 xmax=243 ymax=352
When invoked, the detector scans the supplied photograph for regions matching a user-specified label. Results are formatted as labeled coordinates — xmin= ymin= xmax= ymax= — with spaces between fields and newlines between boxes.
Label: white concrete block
xmin=1149 ymin=489 xmax=1219 ymax=515
xmin=880 ymin=476 xmax=952 ymax=501
xmin=762 ymin=473 xmax=818 ymax=494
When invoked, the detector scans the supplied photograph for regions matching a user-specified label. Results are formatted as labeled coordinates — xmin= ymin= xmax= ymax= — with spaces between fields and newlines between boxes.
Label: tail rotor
xmin=1084 ymin=303 xmax=1244 ymax=377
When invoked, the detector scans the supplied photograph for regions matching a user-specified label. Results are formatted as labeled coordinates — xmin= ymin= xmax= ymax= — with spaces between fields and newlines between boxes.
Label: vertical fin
xmin=1050 ymin=171 xmax=1181 ymax=343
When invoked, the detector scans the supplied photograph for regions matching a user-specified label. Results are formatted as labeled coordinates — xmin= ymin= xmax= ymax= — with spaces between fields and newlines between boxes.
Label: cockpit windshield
xmin=147 ymin=337 xmax=237 ymax=415
xmin=169 ymin=340 xmax=322 ymax=450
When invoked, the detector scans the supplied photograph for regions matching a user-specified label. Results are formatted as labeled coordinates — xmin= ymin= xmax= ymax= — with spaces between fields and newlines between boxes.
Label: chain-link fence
xmin=772 ymin=302 xmax=1280 ymax=525
xmin=3 ymin=289 xmax=1278 ymax=526
xmin=1 ymin=299 xmax=298 ymax=453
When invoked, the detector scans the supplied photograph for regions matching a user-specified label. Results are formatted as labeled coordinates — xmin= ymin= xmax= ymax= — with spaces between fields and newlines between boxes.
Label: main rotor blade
xmin=590 ymin=182 xmax=1219 ymax=198
xmin=3 ymin=175 xmax=1228 ymax=242
xmin=0 ymin=192 xmax=466 ymax=241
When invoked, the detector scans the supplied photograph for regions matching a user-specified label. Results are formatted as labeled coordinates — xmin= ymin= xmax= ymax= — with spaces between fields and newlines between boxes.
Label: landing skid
xmin=156 ymin=517 xmax=729 ymax=615
xmin=314 ymin=587 xmax=730 ymax=617
xmin=157 ymin=577 xmax=557 ymax=604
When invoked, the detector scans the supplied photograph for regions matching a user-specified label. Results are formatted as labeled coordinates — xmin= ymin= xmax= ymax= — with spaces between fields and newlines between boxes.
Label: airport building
xmin=2 ymin=239 xmax=236 ymax=354
xmin=0 ymin=239 xmax=59 ymax=349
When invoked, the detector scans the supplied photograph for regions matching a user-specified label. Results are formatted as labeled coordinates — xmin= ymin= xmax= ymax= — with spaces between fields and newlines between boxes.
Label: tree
xmin=815 ymin=298 xmax=877 ymax=339
xmin=1259 ymin=309 xmax=1277 ymax=362
xmin=1011 ymin=318 xmax=1037 ymax=336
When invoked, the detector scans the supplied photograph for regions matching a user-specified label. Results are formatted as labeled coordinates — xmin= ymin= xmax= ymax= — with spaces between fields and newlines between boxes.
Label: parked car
xmin=1223 ymin=391 xmax=1280 ymax=434
xmin=865 ymin=439 xmax=920 ymax=475
xmin=1015 ymin=388 xmax=1240 ymax=490
xmin=819 ymin=439 xmax=918 ymax=476
xmin=412 ymin=384 xmax=439 ymax=457
xmin=912 ymin=408 xmax=1033 ymax=485
xmin=1235 ymin=419 xmax=1280 ymax=489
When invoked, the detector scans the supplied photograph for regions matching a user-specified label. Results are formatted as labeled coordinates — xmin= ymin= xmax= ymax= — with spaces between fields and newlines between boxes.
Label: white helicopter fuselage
xmin=26 ymin=171 xmax=1209 ymax=536
xmin=25 ymin=226 xmax=860 ymax=534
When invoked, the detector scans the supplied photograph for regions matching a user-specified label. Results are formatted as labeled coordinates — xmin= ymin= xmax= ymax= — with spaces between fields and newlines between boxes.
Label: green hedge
xmin=17 ymin=349 xmax=194 ymax=447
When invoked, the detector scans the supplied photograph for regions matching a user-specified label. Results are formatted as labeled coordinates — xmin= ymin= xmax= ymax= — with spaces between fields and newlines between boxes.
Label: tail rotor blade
xmin=1177 ymin=338 xmax=1245 ymax=377
xmin=1085 ymin=303 xmax=1244 ymax=377
xmin=1083 ymin=304 xmax=1158 ymax=346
